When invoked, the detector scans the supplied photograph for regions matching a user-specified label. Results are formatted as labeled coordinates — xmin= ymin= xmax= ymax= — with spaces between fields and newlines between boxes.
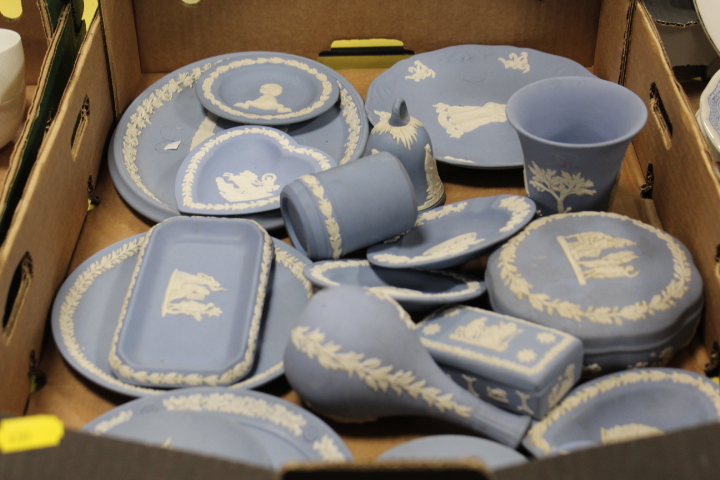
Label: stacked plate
xmin=108 ymin=52 xmax=370 ymax=229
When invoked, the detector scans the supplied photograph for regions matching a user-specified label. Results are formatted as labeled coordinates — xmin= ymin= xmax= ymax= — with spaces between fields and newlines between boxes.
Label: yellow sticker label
xmin=0 ymin=415 xmax=65 ymax=453
xmin=330 ymin=39 xmax=405 ymax=49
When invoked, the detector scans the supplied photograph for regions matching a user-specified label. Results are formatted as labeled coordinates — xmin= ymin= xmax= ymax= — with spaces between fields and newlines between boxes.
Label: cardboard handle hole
xmin=0 ymin=0 xmax=22 ymax=20
xmin=71 ymin=96 xmax=90 ymax=160
xmin=649 ymin=82 xmax=672 ymax=150
xmin=181 ymin=0 xmax=201 ymax=5
xmin=2 ymin=252 xmax=32 ymax=341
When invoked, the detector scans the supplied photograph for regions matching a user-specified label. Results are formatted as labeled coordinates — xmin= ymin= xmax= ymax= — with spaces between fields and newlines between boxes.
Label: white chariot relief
xmin=434 ymin=102 xmax=507 ymax=138
xmin=449 ymin=317 xmax=523 ymax=352
xmin=557 ymin=232 xmax=639 ymax=286
xmin=498 ymin=52 xmax=530 ymax=73
xmin=162 ymin=269 xmax=226 ymax=321
xmin=600 ymin=424 xmax=664 ymax=445
xmin=216 ymin=170 xmax=280 ymax=202
xmin=527 ymin=161 xmax=596 ymax=213
xmin=234 ymin=83 xmax=291 ymax=112
xmin=405 ymin=60 xmax=436 ymax=82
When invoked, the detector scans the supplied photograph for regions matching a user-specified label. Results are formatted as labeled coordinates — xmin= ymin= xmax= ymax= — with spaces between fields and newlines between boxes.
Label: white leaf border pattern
xmin=299 ymin=175 xmax=343 ymax=258
xmin=290 ymin=325 xmax=473 ymax=418
xmin=495 ymin=211 xmax=693 ymax=325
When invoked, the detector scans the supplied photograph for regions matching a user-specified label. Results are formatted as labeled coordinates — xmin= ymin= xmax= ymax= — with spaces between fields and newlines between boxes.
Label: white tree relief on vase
xmin=291 ymin=326 xmax=473 ymax=417
xmin=216 ymin=171 xmax=280 ymax=202
xmin=421 ymin=144 xmax=444 ymax=210
xmin=449 ymin=317 xmax=523 ymax=353
xmin=600 ymin=423 xmax=664 ymax=445
xmin=546 ymin=364 xmax=576 ymax=408
xmin=528 ymin=161 xmax=596 ymax=213
xmin=405 ymin=60 xmax=436 ymax=82
xmin=234 ymin=83 xmax=292 ymax=113
xmin=516 ymin=391 xmax=535 ymax=416
xmin=373 ymin=233 xmax=486 ymax=264
xmin=487 ymin=386 xmax=510 ymax=404
xmin=557 ymin=232 xmax=639 ymax=286
xmin=434 ymin=102 xmax=507 ymax=138
xmin=498 ymin=52 xmax=530 ymax=73
xmin=161 ymin=269 xmax=226 ymax=321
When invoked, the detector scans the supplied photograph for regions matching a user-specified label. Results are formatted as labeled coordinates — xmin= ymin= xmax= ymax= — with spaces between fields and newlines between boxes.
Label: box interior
xmin=2 ymin=0 xmax=720 ymax=477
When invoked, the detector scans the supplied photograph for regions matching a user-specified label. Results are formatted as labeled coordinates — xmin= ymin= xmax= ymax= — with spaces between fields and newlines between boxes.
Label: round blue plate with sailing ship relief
xmin=366 ymin=45 xmax=594 ymax=168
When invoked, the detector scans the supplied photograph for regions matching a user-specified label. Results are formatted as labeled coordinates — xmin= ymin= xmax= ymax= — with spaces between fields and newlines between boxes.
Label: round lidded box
xmin=485 ymin=211 xmax=703 ymax=374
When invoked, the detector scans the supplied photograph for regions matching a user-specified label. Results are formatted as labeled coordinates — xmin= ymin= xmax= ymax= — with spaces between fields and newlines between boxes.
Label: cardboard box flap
xmin=0 ymin=3 xmax=85 ymax=245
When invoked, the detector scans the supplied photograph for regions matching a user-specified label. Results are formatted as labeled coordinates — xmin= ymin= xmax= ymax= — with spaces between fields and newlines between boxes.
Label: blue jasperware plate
xmin=377 ymin=434 xmax=527 ymax=470
xmin=83 ymin=387 xmax=352 ymax=469
xmin=304 ymin=259 xmax=485 ymax=311
xmin=109 ymin=52 xmax=368 ymax=224
xmin=366 ymin=194 xmax=536 ymax=270
xmin=51 ymin=234 xmax=313 ymax=397
xmin=108 ymin=217 xmax=274 ymax=388
xmin=175 ymin=126 xmax=335 ymax=216
xmin=196 ymin=52 xmax=340 ymax=125
xmin=522 ymin=368 xmax=720 ymax=457
xmin=366 ymin=45 xmax=594 ymax=168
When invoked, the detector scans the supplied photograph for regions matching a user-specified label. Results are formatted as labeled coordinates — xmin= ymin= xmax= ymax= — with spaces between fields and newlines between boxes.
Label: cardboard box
xmin=3 ymin=0 xmax=720 ymax=477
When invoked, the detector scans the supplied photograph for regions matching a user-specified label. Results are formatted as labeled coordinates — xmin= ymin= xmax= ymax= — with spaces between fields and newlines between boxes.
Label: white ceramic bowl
xmin=0 ymin=29 xmax=25 ymax=149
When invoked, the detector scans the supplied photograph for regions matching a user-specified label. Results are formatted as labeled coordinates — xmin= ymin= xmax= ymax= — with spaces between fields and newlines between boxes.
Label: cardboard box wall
xmin=4 ymin=0 xmax=720 ymax=477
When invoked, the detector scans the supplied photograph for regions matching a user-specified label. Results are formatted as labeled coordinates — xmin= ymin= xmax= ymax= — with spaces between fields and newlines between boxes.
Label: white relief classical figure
xmin=434 ymin=102 xmax=507 ymax=138
xmin=498 ymin=52 xmax=530 ymax=73
xmin=449 ymin=317 xmax=522 ymax=352
xmin=527 ymin=161 xmax=596 ymax=213
xmin=235 ymin=83 xmax=291 ymax=112
xmin=216 ymin=170 xmax=280 ymax=202
xmin=162 ymin=269 xmax=226 ymax=321
xmin=405 ymin=60 xmax=436 ymax=82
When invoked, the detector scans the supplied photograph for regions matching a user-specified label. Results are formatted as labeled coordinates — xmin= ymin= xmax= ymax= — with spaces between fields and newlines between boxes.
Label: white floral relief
xmin=517 ymin=349 xmax=537 ymax=363
xmin=93 ymin=410 xmax=133 ymax=434
xmin=600 ymin=424 xmax=664 ymax=445
xmin=487 ymin=386 xmax=510 ymax=404
xmin=536 ymin=332 xmax=557 ymax=344
xmin=557 ymin=232 xmax=639 ymax=286
xmin=290 ymin=326 xmax=473 ymax=418
xmin=274 ymin=245 xmax=314 ymax=295
xmin=405 ymin=60 xmax=436 ymax=82
xmin=373 ymin=233 xmax=485 ymax=265
xmin=498 ymin=52 xmax=530 ymax=73
xmin=496 ymin=211 xmax=692 ymax=325
xmin=161 ymin=269 xmax=226 ymax=321
xmin=299 ymin=175 xmax=343 ymax=258
xmin=516 ymin=391 xmax=535 ymax=415
xmin=546 ymin=364 xmax=576 ymax=408
xmin=498 ymin=196 xmax=533 ymax=232
xmin=526 ymin=369 xmax=720 ymax=455
xmin=528 ymin=161 xmax=596 ymax=213
xmin=435 ymin=102 xmax=507 ymax=138
xmin=201 ymin=57 xmax=334 ymax=122
xmin=312 ymin=435 xmax=347 ymax=461
xmin=338 ymin=84 xmax=362 ymax=165
xmin=163 ymin=392 xmax=307 ymax=437
xmin=449 ymin=317 xmax=523 ymax=352
xmin=417 ymin=201 xmax=468 ymax=227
